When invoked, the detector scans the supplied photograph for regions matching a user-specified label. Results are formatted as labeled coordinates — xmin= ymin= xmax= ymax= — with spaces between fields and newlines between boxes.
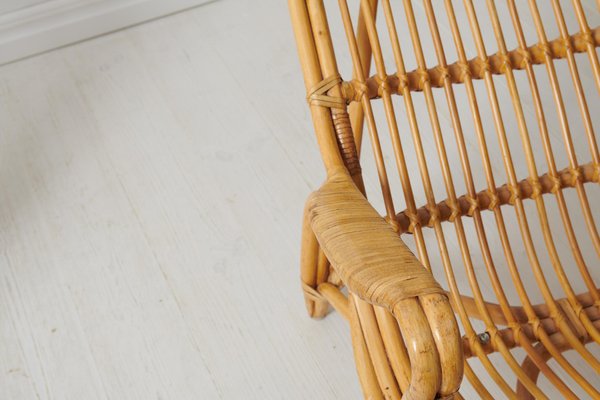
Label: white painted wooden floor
xmin=1 ymin=0 xmax=599 ymax=399
xmin=0 ymin=1 xmax=360 ymax=398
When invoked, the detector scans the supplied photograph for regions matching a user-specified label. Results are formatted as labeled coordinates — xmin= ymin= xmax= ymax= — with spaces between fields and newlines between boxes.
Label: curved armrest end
xmin=308 ymin=171 xmax=463 ymax=398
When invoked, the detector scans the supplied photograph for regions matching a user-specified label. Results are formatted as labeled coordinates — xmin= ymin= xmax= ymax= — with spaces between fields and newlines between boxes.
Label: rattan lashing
xmin=290 ymin=0 xmax=600 ymax=398
xmin=339 ymin=28 xmax=600 ymax=102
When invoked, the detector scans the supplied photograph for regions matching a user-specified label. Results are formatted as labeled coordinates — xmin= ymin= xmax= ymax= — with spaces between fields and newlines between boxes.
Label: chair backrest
xmin=290 ymin=0 xmax=600 ymax=396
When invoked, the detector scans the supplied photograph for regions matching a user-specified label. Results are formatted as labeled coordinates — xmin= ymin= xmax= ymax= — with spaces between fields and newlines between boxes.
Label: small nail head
xmin=478 ymin=332 xmax=491 ymax=344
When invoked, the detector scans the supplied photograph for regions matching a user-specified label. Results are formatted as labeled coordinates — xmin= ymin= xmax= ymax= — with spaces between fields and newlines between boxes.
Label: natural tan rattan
xmin=290 ymin=0 xmax=600 ymax=398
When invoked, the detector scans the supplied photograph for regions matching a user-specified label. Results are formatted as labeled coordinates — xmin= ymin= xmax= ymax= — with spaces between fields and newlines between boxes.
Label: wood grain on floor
xmin=1 ymin=0 xmax=598 ymax=398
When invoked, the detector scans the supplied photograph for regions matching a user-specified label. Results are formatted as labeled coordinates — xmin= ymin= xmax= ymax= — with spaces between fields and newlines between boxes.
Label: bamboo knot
xmin=548 ymin=174 xmax=561 ymax=194
xmin=581 ymin=29 xmax=594 ymax=46
xmin=508 ymin=322 xmax=524 ymax=343
xmin=376 ymin=75 xmax=391 ymax=97
xmin=307 ymin=74 xmax=346 ymax=109
xmin=527 ymin=178 xmax=542 ymax=200
xmin=498 ymin=52 xmax=512 ymax=73
xmin=517 ymin=48 xmax=532 ymax=69
xmin=405 ymin=211 xmax=420 ymax=233
xmin=507 ymin=184 xmax=520 ymax=205
xmin=397 ymin=73 xmax=409 ymax=92
xmin=567 ymin=167 xmax=581 ymax=186
xmin=416 ymin=68 xmax=430 ymax=89
xmin=550 ymin=310 xmax=569 ymax=331
xmin=561 ymin=36 xmax=573 ymax=52
xmin=458 ymin=61 xmax=471 ymax=80
xmin=537 ymin=42 xmax=553 ymax=58
xmin=446 ymin=199 xmax=460 ymax=223
xmin=572 ymin=302 xmax=584 ymax=319
xmin=476 ymin=57 xmax=491 ymax=74
xmin=354 ymin=80 xmax=368 ymax=101
xmin=528 ymin=318 xmax=542 ymax=337
xmin=484 ymin=189 xmax=498 ymax=210
xmin=591 ymin=163 xmax=600 ymax=183
xmin=426 ymin=204 xmax=440 ymax=227
xmin=465 ymin=195 xmax=479 ymax=216
xmin=434 ymin=65 xmax=450 ymax=86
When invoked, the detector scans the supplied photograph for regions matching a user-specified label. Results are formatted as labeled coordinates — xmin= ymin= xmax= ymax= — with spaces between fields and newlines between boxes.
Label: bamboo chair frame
xmin=290 ymin=0 xmax=600 ymax=398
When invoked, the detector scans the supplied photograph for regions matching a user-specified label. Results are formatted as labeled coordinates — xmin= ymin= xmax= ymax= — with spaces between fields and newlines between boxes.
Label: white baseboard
xmin=0 ymin=0 xmax=214 ymax=65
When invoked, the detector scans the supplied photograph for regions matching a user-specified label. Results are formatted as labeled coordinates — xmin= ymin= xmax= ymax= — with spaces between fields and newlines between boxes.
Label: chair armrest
xmin=307 ymin=169 xmax=442 ymax=310
xmin=307 ymin=169 xmax=463 ymax=398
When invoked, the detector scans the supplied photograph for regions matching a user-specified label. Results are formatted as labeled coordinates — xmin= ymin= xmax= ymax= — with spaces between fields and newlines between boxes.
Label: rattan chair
xmin=290 ymin=0 xmax=600 ymax=398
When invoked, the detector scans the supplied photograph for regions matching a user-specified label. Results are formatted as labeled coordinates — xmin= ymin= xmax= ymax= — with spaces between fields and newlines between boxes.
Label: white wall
xmin=0 ymin=0 xmax=47 ymax=14
xmin=0 ymin=0 xmax=213 ymax=65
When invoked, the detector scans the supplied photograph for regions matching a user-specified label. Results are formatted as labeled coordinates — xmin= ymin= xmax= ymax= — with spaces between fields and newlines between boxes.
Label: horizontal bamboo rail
xmin=462 ymin=316 xmax=600 ymax=359
xmin=396 ymin=161 xmax=599 ymax=234
xmin=340 ymin=27 xmax=600 ymax=101
xmin=461 ymin=291 xmax=600 ymax=328
xmin=308 ymin=280 xmax=600 ymax=360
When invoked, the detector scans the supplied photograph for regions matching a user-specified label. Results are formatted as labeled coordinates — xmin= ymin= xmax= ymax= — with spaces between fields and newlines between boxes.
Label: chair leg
xmin=349 ymin=294 xmax=386 ymax=399
xmin=300 ymin=200 xmax=329 ymax=318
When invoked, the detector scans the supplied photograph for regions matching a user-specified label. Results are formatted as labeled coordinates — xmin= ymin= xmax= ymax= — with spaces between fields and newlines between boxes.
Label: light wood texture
xmin=0 ymin=0 xmax=598 ymax=398
xmin=0 ymin=0 xmax=363 ymax=398
xmin=306 ymin=169 xmax=463 ymax=399
xmin=291 ymin=0 xmax=600 ymax=398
